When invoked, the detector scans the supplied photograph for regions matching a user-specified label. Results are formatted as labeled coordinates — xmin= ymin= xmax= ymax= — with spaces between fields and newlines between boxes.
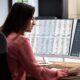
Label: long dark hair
xmin=1 ymin=3 xmax=35 ymax=37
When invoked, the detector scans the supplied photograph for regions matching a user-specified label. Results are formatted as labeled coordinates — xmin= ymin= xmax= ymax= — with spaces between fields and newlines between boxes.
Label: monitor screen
xmin=70 ymin=20 xmax=80 ymax=57
xmin=24 ymin=19 xmax=73 ymax=56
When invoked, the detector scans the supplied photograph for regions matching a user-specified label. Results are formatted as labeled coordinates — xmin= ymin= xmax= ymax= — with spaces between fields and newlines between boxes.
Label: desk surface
xmin=41 ymin=62 xmax=80 ymax=80
xmin=59 ymin=76 xmax=80 ymax=80
xmin=42 ymin=62 xmax=80 ymax=69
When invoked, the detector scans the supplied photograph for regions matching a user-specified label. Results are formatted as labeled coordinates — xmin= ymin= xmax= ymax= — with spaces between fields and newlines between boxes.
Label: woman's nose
xmin=32 ymin=19 xmax=36 ymax=25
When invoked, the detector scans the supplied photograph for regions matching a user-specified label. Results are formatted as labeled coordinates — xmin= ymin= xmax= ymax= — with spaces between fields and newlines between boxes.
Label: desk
xmin=41 ymin=62 xmax=80 ymax=80
xmin=42 ymin=62 xmax=80 ymax=69
xmin=59 ymin=76 xmax=80 ymax=80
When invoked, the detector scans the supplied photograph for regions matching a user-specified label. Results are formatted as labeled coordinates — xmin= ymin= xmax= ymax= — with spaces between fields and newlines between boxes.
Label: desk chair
xmin=0 ymin=32 xmax=12 ymax=80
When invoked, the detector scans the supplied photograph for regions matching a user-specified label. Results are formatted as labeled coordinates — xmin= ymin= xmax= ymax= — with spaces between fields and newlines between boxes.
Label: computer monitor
xmin=24 ymin=19 xmax=74 ymax=56
xmin=70 ymin=20 xmax=80 ymax=57
xmin=24 ymin=19 xmax=80 ymax=63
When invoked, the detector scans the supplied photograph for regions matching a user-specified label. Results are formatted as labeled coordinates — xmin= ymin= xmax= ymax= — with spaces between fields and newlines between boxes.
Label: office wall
xmin=68 ymin=0 xmax=80 ymax=18
xmin=77 ymin=0 xmax=80 ymax=18
xmin=0 ymin=0 xmax=8 ymax=26
xmin=68 ymin=0 xmax=77 ymax=18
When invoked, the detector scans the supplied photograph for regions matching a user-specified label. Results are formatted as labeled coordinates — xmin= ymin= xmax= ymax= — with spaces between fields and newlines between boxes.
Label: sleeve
xmin=17 ymin=37 xmax=68 ymax=80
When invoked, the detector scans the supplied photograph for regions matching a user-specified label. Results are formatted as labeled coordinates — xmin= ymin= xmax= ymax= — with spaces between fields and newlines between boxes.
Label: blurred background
xmin=0 ymin=0 xmax=80 ymax=64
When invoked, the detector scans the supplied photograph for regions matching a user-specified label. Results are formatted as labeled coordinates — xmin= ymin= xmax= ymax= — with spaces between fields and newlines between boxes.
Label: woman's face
xmin=25 ymin=17 xmax=36 ymax=32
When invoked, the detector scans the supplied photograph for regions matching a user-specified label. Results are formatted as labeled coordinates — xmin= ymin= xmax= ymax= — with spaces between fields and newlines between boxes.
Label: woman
xmin=1 ymin=3 xmax=69 ymax=80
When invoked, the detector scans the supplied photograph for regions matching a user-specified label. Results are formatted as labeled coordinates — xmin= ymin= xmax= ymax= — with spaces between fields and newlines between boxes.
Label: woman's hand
xmin=57 ymin=68 xmax=69 ymax=77
xmin=50 ymin=68 xmax=69 ymax=77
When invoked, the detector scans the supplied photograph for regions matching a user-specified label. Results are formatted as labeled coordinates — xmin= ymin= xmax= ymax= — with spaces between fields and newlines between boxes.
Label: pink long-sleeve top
xmin=6 ymin=33 xmax=68 ymax=80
